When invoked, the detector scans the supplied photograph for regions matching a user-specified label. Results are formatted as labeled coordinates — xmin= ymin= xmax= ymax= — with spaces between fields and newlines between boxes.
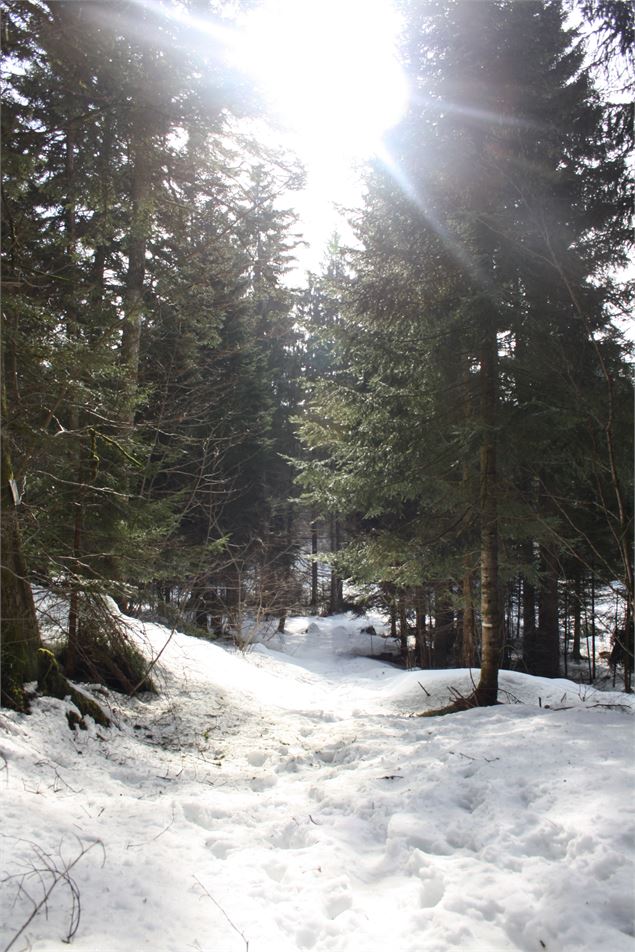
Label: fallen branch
xmin=129 ymin=626 xmax=177 ymax=698
xmin=2 ymin=837 xmax=105 ymax=952
xmin=126 ymin=805 xmax=176 ymax=849
xmin=193 ymin=876 xmax=249 ymax=952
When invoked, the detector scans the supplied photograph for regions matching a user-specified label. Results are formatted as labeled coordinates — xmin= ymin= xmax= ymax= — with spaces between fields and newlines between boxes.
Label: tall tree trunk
xmin=310 ymin=514 xmax=318 ymax=610
xmin=89 ymin=116 xmax=113 ymax=324
xmin=1 ymin=196 xmax=21 ymax=417
xmin=475 ymin=325 xmax=501 ymax=705
xmin=415 ymin=585 xmax=428 ymax=668
xmin=461 ymin=567 xmax=476 ymax=667
xmin=590 ymin=570 xmax=597 ymax=682
xmin=1 ymin=381 xmax=41 ymax=710
xmin=434 ymin=583 xmax=455 ymax=668
xmin=623 ymin=610 xmax=633 ymax=694
xmin=398 ymin=594 xmax=410 ymax=666
xmin=571 ymin=572 xmax=582 ymax=661
xmin=460 ymin=361 xmax=477 ymax=669
xmin=1 ymin=372 xmax=109 ymax=725
xmin=335 ymin=518 xmax=343 ymax=609
xmin=121 ymin=110 xmax=152 ymax=425
xmin=535 ymin=543 xmax=560 ymax=678
xmin=503 ymin=581 xmax=514 ymax=667
xmin=522 ymin=569 xmax=536 ymax=672
xmin=328 ymin=513 xmax=343 ymax=614
xmin=385 ymin=582 xmax=398 ymax=639
xmin=64 ymin=115 xmax=83 ymax=675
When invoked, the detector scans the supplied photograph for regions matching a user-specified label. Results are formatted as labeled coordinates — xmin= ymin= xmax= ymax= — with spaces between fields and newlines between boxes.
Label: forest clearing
xmin=1 ymin=1 xmax=633 ymax=949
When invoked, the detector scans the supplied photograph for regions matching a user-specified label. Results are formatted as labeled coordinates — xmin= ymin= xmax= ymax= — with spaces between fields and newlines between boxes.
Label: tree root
xmin=417 ymin=686 xmax=500 ymax=717
xmin=37 ymin=649 xmax=110 ymax=728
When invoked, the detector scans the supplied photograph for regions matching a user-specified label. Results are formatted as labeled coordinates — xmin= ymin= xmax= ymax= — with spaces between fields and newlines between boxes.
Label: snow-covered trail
xmin=1 ymin=612 xmax=634 ymax=952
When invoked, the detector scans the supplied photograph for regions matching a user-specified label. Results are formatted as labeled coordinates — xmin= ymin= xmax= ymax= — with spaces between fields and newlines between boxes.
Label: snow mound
xmin=1 ymin=610 xmax=633 ymax=952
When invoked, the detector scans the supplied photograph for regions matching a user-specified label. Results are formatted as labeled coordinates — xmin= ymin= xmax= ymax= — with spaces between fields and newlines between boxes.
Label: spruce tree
xmin=1 ymin=0 xmax=305 ymax=698
xmin=297 ymin=0 xmax=633 ymax=701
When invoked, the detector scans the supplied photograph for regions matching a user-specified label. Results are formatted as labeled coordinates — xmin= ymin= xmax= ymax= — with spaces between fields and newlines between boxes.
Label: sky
xmin=231 ymin=0 xmax=634 ymax=297
xmin=134 ymin=0 xmax=633 ymax=298
xmin=144 ymin=0 xmax=408 ymax=276
xmin=230 ymin=0 xmax=409 ymax=275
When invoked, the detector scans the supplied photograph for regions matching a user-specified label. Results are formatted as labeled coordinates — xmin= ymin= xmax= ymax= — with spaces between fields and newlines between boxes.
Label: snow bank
xmin=1 ymin=611 xmax=633 ymax=951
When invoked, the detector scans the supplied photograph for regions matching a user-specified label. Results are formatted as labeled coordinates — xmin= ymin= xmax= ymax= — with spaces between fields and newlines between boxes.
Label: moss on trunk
xmin=37 ymin=648 xmax=110 ymax=727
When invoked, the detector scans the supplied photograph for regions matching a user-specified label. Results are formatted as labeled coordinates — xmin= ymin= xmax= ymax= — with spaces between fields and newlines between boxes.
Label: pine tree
xmin=297 ymin=0 xmax=633 ymax=701
xmin=1 ymin=0 xmax=305 ymax=698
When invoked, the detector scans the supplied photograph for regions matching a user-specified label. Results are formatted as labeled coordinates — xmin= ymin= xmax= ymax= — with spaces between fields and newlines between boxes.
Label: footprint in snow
xmin=419 ymin=872 xmax=446 ymax=908
xmin=249 ymin=774 xmax=278 ymax=791
xmin=205 ymin=837 xmax=233 ymax=859
xmin=324 ymin=888 xmax=353 ymax=919
xmin=264 ymin=861 xmax=287 ymax=883
xmin=270 ymin=819 xmax=315 ymax=850
xmin=182 ymin=801 xmax=234 ymax=832
xmin=296 ymin=926 xmax=318 ymax=949
xmin=246 ymin=749 xmax=267 ymax=767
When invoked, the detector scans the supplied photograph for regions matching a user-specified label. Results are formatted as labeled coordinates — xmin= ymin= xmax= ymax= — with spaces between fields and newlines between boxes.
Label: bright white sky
xmin=159 ymin=0 xmax=409 ymax=275
xmin=232 ymin=0 xmax=409 ymax=274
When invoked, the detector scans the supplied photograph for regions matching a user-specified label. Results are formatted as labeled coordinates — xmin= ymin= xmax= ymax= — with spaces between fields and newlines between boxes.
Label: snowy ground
xmin=2 ymin=610 xmax=634 ymax=952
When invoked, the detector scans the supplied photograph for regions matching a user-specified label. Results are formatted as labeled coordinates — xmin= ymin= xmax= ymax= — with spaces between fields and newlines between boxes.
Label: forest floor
xmin=2 ymin=608 xmax=634 ymax=952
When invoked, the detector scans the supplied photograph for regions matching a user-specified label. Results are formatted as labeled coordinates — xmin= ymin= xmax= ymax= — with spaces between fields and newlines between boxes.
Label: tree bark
xmin=328 ymin=513 xmax=343 ymax=614
xmin=571 ymin=572 xmax=582 ymax=661
xmin=522 ymin=569 xmax=536 ymax=672
xmin=335 ymin=518 xmax=343 ymax=609
xmin=63 ymin=114 xmax=83 ymax=676
xmin=120 ymin=108 xmax=152 ymax=425
xmin=535 ymin=543 xmax=560 ymax=678
xmin=310 ymin=514 xmax=318 ymax=610
xmin=415 ymin=585 xmax=428 ymax=668
xmin=1 ymin=387 xmax=42 ymax=709
xmin=475 ymin=325 xmax=501 ymax=704
xmin=461 ymin=568 xmax=476 ymax=667
xmin=434 ymin=583 xmax=455 ymax=668
xmin=398 ymin=594 xmax=411 ymax=666
xmin=421 ymin=327 xmax=501 ymax=715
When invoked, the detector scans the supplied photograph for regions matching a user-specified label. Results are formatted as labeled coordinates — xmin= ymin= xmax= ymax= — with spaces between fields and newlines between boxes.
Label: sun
xmin=145 ymin=0 xmax=409 ymax=269
xmin=233 ymin=0 xmax=409 ymax=166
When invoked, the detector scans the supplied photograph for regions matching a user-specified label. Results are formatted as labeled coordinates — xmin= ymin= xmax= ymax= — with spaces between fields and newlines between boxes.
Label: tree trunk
xmin=328 ymin=514 xmax=343 ymax=614
xmin=475 ymin=325 xmax=501 ymax=705
xmin=422 ymin=326 xmax=501 ymax=715
xmin=503 ymin=581 xmax=514 ymax=667
xmin=384 ymin=582 xmax=398 ymax=639
xmin=590 ymin=570 xmax=597 ymax=682
xmin=1 ymin=387 xmax=41 ymax=709
xmin=461 ymin=568 xmax=476 ymax=667
xmin=1 ymin=376 xmax=110 ymax=727
xmin=534 ymin=543 xmax=560 ymax=678
xmin=65 ymin=497 xmax=84 ymax=677
xmin=571 ymin=572 xmax=582 ymax=661
xmin=121 ymin=109 xmax=152 ymax=425
xmin=398 ymin=594 xmax=411 ymax=666
xmin=310 ymin=515 xmax=318 ymax=610
xmin=64 ymin=115 xmax=83 ymax=677
xmin=434 ymin=583 xmax=455 ymax=668
xmin=415 ymin=586 xmax=428 ymax=668
xmin=335 ymin=518 xmax=343 ymax=609
xmin=522 ymin=570 xmax=536 ymax=672
xmin=459 ymin=363 xmax=477 ymax=669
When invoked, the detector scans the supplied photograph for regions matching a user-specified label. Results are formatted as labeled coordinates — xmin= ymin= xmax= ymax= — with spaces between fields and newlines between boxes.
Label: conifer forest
xmin=1 ymin=2 xmax=634 ymax=950
xmin=2 ymin=0 xmax=632 ymax=707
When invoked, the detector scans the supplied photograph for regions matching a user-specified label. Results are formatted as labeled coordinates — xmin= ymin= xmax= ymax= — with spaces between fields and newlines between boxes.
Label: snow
xmin=2 ymin=610 xmax=634 ymax=952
